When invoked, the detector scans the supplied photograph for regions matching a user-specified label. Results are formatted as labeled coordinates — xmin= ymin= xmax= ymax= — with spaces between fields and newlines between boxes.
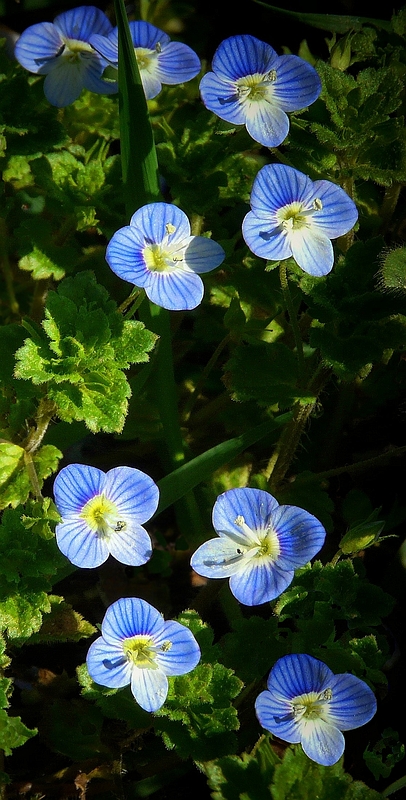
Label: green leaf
xmin=271 ymin=745 xmax=382 ymax=800
xmin=0 ymin=442 xmax=62 ymax=510
xmin=0 ymin=709 xmax=36 ymax=757
xmin=113 ymin=0 xmax=160 ymax=213
xmin=28 ymin=596 xmax=96 ymax=644
xmin=252 ymin=1 xmax=392 ymax=33
xmin=204 ymin=735 xmax=280 ymax=800
xmin=14 ymin=272 xmax=157 ymax=433
xmin=156 ymin=414 xmax=290 ymax=515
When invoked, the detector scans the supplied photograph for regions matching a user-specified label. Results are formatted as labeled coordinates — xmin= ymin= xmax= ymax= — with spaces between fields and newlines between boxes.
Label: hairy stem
xmin=279 ymin=263 xmax=305 ymax=383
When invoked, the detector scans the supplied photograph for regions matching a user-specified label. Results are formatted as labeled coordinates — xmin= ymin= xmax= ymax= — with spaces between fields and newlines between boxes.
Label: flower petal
xmin=101 ymin=598 xmax=165 ymax=645
xmin=106 ymin=225 xmax=149 ymax=285
xmin=139 ymin=68 xmax=162 ymax=100
xmin=307 ymin=180 xmax=358 ymax=238
xmin=190 ymin=537 xmax=247 ymax=578
xmin=131 ymin=667 xmax=168 ymax=712
xmin=14 ymin=23 xmax=63 ymax=74
xmin=290 ymin=226 xmax=334 ymax=276
xmin=245 ymin=99 xmax=289 ymax=147
xmin=82 ymin=58 xmax=118 ymax=95
xmin=184 ymin=236 xmax=225 ymax=273
xmin=43 ymin=56 xmax=90 ymax=106
xmin=271 ymin=55 xmax=321 ymax=111
xmin=145 ymin=270 xmax=204 ymax=311
xmin=271 ymin=505 xmax=326 ymax=570
xmin=213 ymin=488 xmax=280 ymax=542
xmin=53 ymin=464 xmax=105 ymax=517
xmin=108 ymin=523 xmax=153 ymax=567
xmin=55 ymin=518 xmax=109 ymax=568
xmin=86 ymin=637 xmax=132 ymax=688
xmin=89 ymin=30 xmax=119 ymax=65
xmin=199 ymin=72 xmax=246 ymax=125
xmin=103 ymin=467 xmax=159 ymax=522
xmin=250 ymin=164 xmax=313 ymax=215
xmin=129 ymin=20 xmax=170 ymax=50
xmin=229 ymin=558 xmax=293 ymax=605
xmin=211 ymin=35 xmax=277 ymax=81
xmin=300 ymin=719 xmax=345 ymax=766
xmin=130 ymin=202 xmax=191 ymax=245
xmin=242 ymin=212 xmax=291 ymax=261
xmin=326 ymin=673 xmax=377 ymax=731
xmin=53 ymin=5 xmax=113 ymax=41
xmin=154 ymin=620 xmax=201 ymax=675
xmin=255 ymin=689 xmax=301 ymax=743
xmin=155 ymin=42 xmax=201 ymax=84
xmin=266 ymin=654 xmax=334 ymax=698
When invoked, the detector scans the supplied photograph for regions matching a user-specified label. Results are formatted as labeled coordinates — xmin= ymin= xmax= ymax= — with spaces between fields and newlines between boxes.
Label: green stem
xmin=23 ymin=398 xmax=58 ymax=453
xmin=299 ymin=444 xmax=406 ymax=482
xmin=382 ymin=774 xmax=406 ymax=798
xmin=279 ymin=263 xmax=305 ymax=382
xmin=0 ymin=218 xmax=19 ymax=315
xmin=380 ymin=182 xmax=402 ymax=233
xmin=181 ymin=333 xmax=231 ymax=422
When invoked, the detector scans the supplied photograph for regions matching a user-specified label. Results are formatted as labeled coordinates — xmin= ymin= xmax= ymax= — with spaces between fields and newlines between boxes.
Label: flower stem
xmin=0 ymin=218 xmax=19 ymax=316
xmin=181 ymin=333 xmax=231 ymax=422
xmin=279 ymin=263 xmax=305 ymax=383
xmin=139 ymin=302 xmax=206 ymax=540
xmin=382 ymin=774 xmax=406 ymax=797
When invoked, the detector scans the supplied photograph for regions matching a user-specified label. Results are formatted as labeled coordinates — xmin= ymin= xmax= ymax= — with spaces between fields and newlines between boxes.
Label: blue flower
xmin=106 ymin=202 xmax=225 ymax=311
xmin=86 ymin=597 xmax=201 ymax=712
xmin=14 ymin=5 xmax=117 ymax=107
xmin=53 ymin=464 xmax=159 ymax=568
xmin=255 ymin=654 xmax=377 ymax=766
xmin=242 ymin=164 xmax=358 ymax=276
xmin=190 ymin=488 xmax=326 ymax=606
xmin=90 ymin=20 xmax=201 ymax=100
xmin=199 ymin=35 xmax=321 ymax=147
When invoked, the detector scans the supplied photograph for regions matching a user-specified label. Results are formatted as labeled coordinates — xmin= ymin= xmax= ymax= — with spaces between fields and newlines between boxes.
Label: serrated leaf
xmin=0 ymin=709 xmax=36 ymax=757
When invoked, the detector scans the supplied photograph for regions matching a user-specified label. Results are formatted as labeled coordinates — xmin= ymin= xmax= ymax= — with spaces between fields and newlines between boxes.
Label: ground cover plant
xmin=1 ymin=0 xmax=406 ymax=797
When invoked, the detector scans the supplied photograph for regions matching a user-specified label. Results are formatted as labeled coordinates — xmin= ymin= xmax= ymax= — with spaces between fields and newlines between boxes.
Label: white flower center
xmin=234 ymin=515 xmax=281 ymax=561
xmin=276 ymin=199 xmax=323 ymax=232
xmin=62 ymin=37 xmax=95 ymax=62
xmin=236 ymin=70 xmax=277 ymax=102
xmin=143 ymin=223 xmax=185 ymax=272
xmin=122 ymin=635 xmax=172 ymax=670
xmin=134 ymin=43 xmax=162 ymax=70
xmin=291 ymin=689 xmax=333 ymax=721
xmin=80 ymin=494 xmax=126 ymax=539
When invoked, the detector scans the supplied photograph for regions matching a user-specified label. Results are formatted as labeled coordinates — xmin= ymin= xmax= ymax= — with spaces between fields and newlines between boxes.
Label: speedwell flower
xmin=14 ymin=5 xmax=116 ymax=107
xmin=242 ymin=163 xmax=358 ymax=276
xmin=53 ymin=464 xmax=159 ymax=568
xmin=106 ymin=202 xmax=225 ymax=311
xmin=90 ymin=20 xmax=201 ymax=100
xmin=199 ymin=34 xmax=321 ymax=147
xmin=190 ymin=488 xmax=326 ymax=606
xmin=86 ymin=597 xmax=201 ymax=712
xmin=255 ymin=654 xmax=377 ymax=766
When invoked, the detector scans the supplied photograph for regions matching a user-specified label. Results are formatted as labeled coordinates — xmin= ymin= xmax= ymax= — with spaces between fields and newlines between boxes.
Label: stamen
xmin=113 ymin=521 xmax=126 ymax=532
xmin=313 ymin=198 xmax=323 ymax=211
xmin=160 ymin=641 xmax=172 ymax=652
xmin=166 ymin=223 xmax=176 ymax=235
xmin=155 ymin=42 xmax=162 ymax=53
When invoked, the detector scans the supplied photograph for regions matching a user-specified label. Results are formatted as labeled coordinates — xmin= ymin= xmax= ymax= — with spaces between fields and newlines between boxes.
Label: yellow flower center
xmin=143 ymin=224 xmax=183 ymax=272
xmin=234 ymin=515 xmax=281 ymax=561
xmin=291 ymin=689 xmax=333 ymax=721
xmin=277 ymin=199 xmax=323 ymax=232
xmin=122 ymin=635 xmax=172 ymax=669
xmin=62 ymin=38 xmax=94 ymax=62
xmin=80 ymin=494 xmax=126 ymax=539
xmin=236 ymin=70 xmax=277 ymax=102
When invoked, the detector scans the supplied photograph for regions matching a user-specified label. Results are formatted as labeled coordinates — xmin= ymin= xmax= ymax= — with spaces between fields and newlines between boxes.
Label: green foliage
xmin=364 ymin=729 xmax=405 ymax=780
xmin=0 ymin=441 xmax=61 ymax=510
xmin=205 ymin=736 xmax=382 ymax=800
xmin=14 ymin=271 xmax=157 ymax=432
xmin=0 ymin=504 xmax=65 ymax=641
xmin=273 ymin=560 xmax=393 ymax=686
